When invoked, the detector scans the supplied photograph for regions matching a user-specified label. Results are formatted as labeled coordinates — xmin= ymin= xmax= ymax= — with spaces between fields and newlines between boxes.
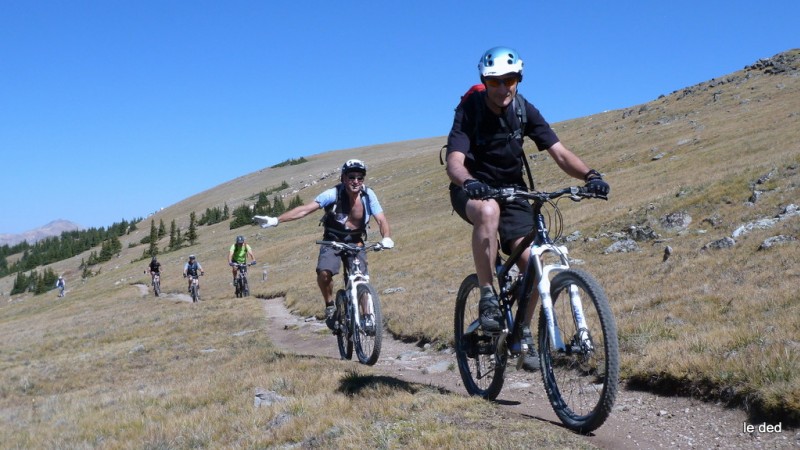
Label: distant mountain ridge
xmin=0 ymin=220 xmax=82 ymax=247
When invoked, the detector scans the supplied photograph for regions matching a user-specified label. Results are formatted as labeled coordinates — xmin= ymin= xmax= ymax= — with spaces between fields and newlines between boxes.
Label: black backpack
xmin=439 ymin=84 xmax=535 ymax=189
xmin=319 ymin=183 xmax=374 ymax=242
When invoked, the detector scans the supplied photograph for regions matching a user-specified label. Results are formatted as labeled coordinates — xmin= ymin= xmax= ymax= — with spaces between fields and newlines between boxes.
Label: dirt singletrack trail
xmin=260 ymin=297 xmax=796 ymax=449
xmin=132 ymin=283 xmax=194 ymax=303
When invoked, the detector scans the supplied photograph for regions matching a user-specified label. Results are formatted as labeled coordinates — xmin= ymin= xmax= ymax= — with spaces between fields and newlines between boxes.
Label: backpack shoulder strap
xmin=513 ymin=93 xmax=535 ymax=190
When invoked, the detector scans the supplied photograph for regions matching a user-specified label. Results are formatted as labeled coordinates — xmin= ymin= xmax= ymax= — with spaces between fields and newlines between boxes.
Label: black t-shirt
xmin=149 ymin=261 xmax=161 ymax=273
xmin=446 ymin=91 xmax=559 ymax=186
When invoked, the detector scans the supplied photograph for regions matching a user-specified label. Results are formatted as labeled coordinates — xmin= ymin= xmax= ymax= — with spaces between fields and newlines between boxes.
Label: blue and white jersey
xmin=315 ymin=186 xmax=383 ymax=226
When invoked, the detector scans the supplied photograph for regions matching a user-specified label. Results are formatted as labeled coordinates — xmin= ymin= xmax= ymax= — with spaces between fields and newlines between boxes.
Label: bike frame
xmin=340 ymin=248 xmax=372 ymax=330
xmin=234 ymin=263 xmax=249 ymax=282
xmin=494 ymin=187 xmax=592 ymax=354
xmin=317 ymin=241 xmax=381 ymax=331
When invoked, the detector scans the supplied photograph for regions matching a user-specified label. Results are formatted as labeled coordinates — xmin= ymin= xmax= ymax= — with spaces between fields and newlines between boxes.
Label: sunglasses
xmin=347 ymin=175 xmax=365 ymax=181
xmin=484 ymin=76 xmax=519 ymax=88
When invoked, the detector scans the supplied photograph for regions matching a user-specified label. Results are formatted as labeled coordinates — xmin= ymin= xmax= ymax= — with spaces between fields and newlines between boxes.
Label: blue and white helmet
xmin=478 ymin=46 xmax=524 ymax=80
xmin=342 ymin=159 xmax=367 ymax=175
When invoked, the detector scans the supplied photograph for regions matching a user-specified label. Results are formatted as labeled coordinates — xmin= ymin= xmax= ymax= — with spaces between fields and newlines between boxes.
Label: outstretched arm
xmin=276 ymin=201 xmax=322 ymax=224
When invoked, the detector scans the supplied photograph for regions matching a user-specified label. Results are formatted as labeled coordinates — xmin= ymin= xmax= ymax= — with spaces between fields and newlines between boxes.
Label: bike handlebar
xmin=315 ymin=240 xmax=387 ymax=253
xmin=480 ymin=185 xmax=607 ymax=202
xmin=229 ymin=261 xmax=257 ymax=267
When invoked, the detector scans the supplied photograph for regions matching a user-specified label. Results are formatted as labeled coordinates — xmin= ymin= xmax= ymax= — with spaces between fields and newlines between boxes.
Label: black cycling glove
xmin=463 ymin=179 xmax=492 ymax=199
xmin=584 ymin=169 xmax=610 ymax=197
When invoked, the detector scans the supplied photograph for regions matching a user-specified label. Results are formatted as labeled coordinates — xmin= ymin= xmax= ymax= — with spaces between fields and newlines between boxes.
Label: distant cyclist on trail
xmin=182 ymin=255 xmax=204 ymax=292
xmin=146 ymin=256 xmax=161 ymax=283
xmin=253 ymin=159 xmax=394 ymax=323
xmin=56 ymin=275 xmax=66 ymax=298
xmin=228 ymin=235 xmax=256 ymax=282
xmin=445 ymin=46 xmax=610 ymax=372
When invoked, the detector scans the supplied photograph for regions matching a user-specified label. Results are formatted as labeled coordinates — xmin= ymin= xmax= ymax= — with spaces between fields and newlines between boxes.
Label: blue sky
xmin=1 ymin=1 xmax=797 ymax=235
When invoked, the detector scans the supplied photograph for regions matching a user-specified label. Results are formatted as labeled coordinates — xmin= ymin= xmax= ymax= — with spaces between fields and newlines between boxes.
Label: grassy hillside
xmin=1 ymin=49 xmax=798 ymax=445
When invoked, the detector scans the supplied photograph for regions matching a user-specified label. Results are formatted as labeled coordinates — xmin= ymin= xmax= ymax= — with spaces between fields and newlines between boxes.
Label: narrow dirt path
xmin=261 ymin=297 xmax=797 ymax=449
xmin=132 ymin=283 xmax=194 ymax=303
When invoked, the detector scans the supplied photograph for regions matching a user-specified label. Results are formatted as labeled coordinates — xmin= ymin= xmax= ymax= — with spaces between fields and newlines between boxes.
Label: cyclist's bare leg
xmin=317 ymin=270 xmax=334 ymax=306
xmin=231 ymin=266 xmax=239 ymax=281
xmin=465 ymin=198 xmax=501 ymax=288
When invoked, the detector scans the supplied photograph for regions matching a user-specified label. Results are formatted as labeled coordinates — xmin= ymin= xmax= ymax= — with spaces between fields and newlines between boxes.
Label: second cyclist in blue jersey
xmin=253 ymin=159 xmax=394 ymax=321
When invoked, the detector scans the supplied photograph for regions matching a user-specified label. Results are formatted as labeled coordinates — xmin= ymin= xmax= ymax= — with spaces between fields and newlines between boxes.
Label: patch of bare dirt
xmin=261 ymin=297 xmax=797 ymax=449
xmin=132 ymin=283 xmax=194 ymax=303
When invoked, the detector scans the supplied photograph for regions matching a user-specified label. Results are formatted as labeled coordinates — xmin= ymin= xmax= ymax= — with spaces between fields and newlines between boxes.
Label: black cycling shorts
xmin=449 ymin=183 xmax=534 ymax=254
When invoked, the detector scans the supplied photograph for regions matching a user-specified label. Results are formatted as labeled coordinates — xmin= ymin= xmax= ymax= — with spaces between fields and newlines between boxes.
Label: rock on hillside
xmin=0 ymin=220 xmax=82 ymax=247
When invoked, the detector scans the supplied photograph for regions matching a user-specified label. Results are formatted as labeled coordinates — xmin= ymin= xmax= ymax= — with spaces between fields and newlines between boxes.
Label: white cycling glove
xmin=253 ymin=215 xmax=279 ymax=228
xmin=380 ymin=237 xmax=395 ymax=249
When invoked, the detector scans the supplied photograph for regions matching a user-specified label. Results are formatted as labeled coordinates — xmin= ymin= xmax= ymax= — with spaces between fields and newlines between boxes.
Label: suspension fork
xmin=533 ymin=243 xmax=573 ymax=351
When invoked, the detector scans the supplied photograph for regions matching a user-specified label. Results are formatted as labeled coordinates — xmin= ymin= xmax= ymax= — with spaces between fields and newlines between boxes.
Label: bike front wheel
xmin=191 ymin=284 xmax=199 ymax=303
xmin=454 ymin=274 xmax=506 ymax=400
xmin=335 ymin=289 xmax=353 ymax=360
xmin=153 ymin=280 xmax=160 ymax=297
xmin=538 ymin=269 xmax=619 ymax=433
xmin=353 ymin=283 xmax=382 ymax=365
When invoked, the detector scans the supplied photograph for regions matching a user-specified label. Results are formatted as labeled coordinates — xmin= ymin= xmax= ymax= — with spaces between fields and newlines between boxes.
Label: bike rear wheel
xmin=454 ymin=274 xmax=506 ymax=399
xmin=335 ymin=289 xmax=353 ymax=360
xmin=353 ymin=283 xmax=382 ymax=365
xmin=538 ymin=269 xmax=619 ymax=433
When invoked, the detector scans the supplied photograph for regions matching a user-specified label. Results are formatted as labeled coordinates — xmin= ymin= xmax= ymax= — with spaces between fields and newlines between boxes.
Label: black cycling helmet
xmin=236 ymin=235 xmax=245 ymax=244
xmin=189 ymin=254 xmax=196 ymax=260
xmin=151 ymin=256 xmax=157 ymax=262
xmin=342 ymin=159 xmax=367 ymax=175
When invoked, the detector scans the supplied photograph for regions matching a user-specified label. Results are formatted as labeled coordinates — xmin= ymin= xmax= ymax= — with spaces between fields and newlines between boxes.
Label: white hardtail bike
xmin=454 ymin=185 xmax=619 ymax=433
xmin=317 ymin=240 xmax=388 ymax=365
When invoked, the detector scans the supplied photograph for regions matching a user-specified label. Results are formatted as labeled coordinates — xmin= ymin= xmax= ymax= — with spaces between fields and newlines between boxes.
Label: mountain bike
xmin=231 ymin=261 xmax=257 ymax=297
xmin=187 ymin=274 xmax=202 ymax=303
xmin=151 ymin=272 xmax=161 ymax=297
xmin=453 ymin=185 xmax=619 ymax=434
xmin=317 ymin=240 xmax=387 ymax=365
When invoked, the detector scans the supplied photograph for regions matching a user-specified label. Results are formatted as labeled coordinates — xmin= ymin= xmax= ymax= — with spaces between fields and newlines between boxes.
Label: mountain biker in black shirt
xmin=445 ymin=46 xmax=610 ymax=372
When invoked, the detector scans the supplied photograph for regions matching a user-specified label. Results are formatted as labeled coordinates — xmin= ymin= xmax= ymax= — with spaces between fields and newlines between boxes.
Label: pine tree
xmin=11 ymin=271 xmax=28 ymax=295
xmin=169 ymin=220 xmax=178 ymax=250
xmin=148 ymin=220 xmax=159 ymax=256
xmin=271 ymin=195 xmax=286 ymax=215
xmin=158 ymin=219 xmax=166 ymax=238
xmin=288 ymin=195 xmax=304 ymax=209
xmin=187 ymin=212 xmax=198 ymax=246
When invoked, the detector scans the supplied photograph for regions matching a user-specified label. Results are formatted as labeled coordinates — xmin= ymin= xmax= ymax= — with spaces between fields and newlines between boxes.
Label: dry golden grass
xmin=2 ymin=49 xmax=800 ymax=444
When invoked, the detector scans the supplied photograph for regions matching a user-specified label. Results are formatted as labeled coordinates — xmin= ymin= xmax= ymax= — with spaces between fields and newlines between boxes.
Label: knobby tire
xmin=454 ymin=274 xmax=506 ymax=399
xmin=538 ymin=269 xmax=619 ymax=433
xmin=353 ymin=283 xmax=382 ymax=365
xmin=335 ymin=290 xmax=353 ymax=360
